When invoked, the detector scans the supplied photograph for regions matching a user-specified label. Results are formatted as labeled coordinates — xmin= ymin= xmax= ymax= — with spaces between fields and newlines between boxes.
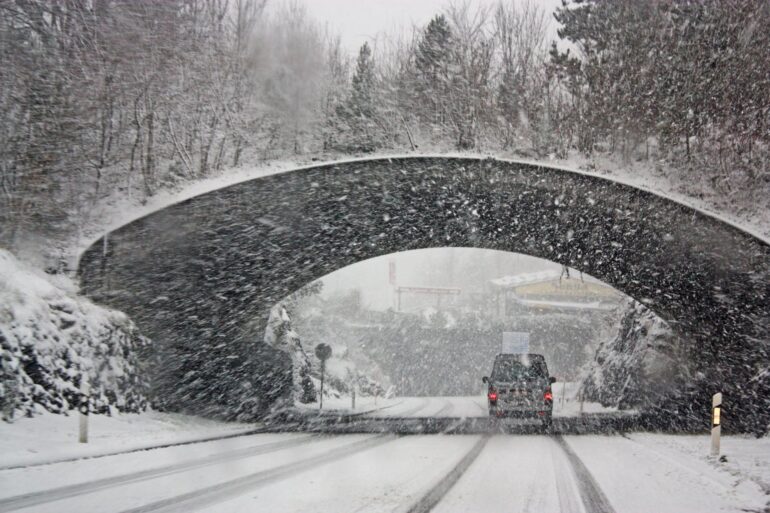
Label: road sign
xmin=315 ymin=344 xmax=332 ymax=410
xmin=502 ymin=332 xmax=530 ymax=354
xmin=395 ymin=286 xmax=461 ymax=295
xmin=394 ymin=286 xmax=462 ymax=312
xmin=315 ymin=343 xmax=332 ymax=361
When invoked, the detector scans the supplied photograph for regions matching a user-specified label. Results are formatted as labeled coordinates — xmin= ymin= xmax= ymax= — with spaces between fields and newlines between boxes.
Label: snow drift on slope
xmin=0 ymin=249 xmax=149 ymax=420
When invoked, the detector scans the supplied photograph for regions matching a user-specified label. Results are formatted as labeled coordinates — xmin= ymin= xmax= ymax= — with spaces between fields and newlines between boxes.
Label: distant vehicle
xmin=482 ymin=353 xmax=556 ymax=430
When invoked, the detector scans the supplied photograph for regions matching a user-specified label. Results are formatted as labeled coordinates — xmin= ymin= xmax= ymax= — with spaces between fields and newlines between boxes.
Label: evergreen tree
xmin=335 ymin=42 xmax=382 ymax=152
xmin=412 ymin=15 xmax=454 ymax=128
xmin=350 ymin=42 xmax=376 ymax=119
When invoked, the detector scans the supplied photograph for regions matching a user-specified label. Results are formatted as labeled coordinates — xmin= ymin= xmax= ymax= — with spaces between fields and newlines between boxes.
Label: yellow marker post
xmin=711 ymin=393 xmax=722 ymax=457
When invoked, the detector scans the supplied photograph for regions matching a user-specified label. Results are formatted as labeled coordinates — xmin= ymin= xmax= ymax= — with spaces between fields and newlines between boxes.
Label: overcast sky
xmin=320 ymin=248 xmax=560 ymax=310
xmin=302 ymin=0 xmax=565 ymax=56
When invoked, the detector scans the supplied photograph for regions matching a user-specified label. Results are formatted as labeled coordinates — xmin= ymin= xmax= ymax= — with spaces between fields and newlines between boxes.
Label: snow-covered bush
xmin=264 ymin=304 xmax=316 ymax=405
xmin=265 ymin=296 xmax=387 ymax=405
xmin=0 ymin=250 xmax=149 ymax=420
xmin=579 ymin=299 xmax=688 ymax=410
xmin=308 ymin=344 xmax=386 ymax=400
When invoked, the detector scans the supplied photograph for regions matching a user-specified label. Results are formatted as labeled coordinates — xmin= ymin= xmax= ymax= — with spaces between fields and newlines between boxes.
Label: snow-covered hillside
xmin=0 ymin=250 xmax=149 ymax=420
xmin=579 ymin=299 xmax=687 ymax=410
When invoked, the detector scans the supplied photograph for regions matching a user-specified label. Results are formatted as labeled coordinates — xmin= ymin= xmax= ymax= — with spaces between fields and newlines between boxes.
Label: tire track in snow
xmin=554 ymin=436 xmax=616 ymax=513
xmin=551 ymin=438 xmax=585 ymax=513
xmin=115 ymin=434 xmax=396 ymax=513
xmin=0 ymin=435 xmax=320 ymax=512
xmin=403 ymin=435 xmax=490 ymax=513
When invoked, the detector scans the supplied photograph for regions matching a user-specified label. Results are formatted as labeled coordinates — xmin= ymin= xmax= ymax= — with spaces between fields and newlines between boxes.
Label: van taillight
xmin=544 ymin=389 xmax=553 ymax=401
xmin=488 ymin=388 xmax=498 ymax=401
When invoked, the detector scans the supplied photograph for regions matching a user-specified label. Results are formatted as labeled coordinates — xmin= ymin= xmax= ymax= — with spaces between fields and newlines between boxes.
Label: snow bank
xmin=0 ymin=249 xmax=149 ymax=420
xmin=0 ymin=409 xmax=256 ymax=469
xmin=626 ymin=433 xmax=770 ymax=497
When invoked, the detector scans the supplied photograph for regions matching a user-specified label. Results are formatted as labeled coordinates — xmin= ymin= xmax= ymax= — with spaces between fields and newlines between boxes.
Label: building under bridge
xmin=489 ymin=269 xmax=622 ymax=320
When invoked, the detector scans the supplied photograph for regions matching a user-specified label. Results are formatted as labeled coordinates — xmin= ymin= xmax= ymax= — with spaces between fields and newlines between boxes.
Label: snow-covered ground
xmin=0 ymin=410 xmax=258 ymax=469
xmin=1 ymin=428 xmax=767 ymax=513
xmin=625 ymin=433 xmax=770 ymax=498
xmin=566 ymin=434 xmax=770 ymax=513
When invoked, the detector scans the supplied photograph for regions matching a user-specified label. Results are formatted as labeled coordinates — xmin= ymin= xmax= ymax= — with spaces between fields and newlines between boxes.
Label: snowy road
xmin=306 ymin=388 xmax=624 ymax=420
xmin=363 ymin=396 xmax=487 ymax=418
xmin=1 ymin=430 xmax=767 ymax=513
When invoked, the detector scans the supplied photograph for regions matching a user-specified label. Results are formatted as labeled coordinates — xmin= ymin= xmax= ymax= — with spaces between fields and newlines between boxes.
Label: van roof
xmin=495 ymin=353 xmax=545 ymax=359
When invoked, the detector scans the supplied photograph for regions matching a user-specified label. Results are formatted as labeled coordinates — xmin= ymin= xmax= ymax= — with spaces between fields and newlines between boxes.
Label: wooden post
xmin=314 ymin=344 xmax=331 ymax=411
xmin=319 ymin=359 xmax=325 ymax=411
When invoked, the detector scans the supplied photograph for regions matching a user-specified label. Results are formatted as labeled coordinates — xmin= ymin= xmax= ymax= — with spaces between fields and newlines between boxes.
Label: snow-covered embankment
xmin=0 ymin=249 xmax=149 ymax=420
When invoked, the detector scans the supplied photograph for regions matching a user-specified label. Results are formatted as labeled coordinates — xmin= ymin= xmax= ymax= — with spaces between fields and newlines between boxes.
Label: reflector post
xmin=711 ymin=392 xmax=722 ymax=457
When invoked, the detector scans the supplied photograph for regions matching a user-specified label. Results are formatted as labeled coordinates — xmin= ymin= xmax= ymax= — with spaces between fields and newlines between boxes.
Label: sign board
xmin=314 ymin=343 xmax=332 ymax=361
xmin=396 ymin=286 xmax=461 ymax=295
xmin=501 ymin=332 xmax=530 ymax=354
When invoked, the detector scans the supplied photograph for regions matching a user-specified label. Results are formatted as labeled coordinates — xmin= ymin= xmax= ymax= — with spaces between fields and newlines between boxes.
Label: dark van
xmin=482 ymin=353 xmax=556 ymax=430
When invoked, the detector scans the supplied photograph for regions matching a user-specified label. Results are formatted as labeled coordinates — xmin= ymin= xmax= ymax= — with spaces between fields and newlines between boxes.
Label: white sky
xmin=320 ymin=248 xmax=560 ymax=311
xmin=301 ymin=0 xmax=564 ymax=56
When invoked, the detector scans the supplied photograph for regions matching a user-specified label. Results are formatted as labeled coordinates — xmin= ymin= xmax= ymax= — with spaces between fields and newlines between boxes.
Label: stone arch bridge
xmin=78 ymin=157 xmax=769 ymax=428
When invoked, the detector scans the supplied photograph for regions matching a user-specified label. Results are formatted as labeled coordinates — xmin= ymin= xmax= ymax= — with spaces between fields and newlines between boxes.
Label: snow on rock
xmin=0 ymin=249 xmax=149 ymax=420
xmin=579 ymin=299 xmax=687 ymax=410
xmin=264 ymin=304 xmax=316 ymax=404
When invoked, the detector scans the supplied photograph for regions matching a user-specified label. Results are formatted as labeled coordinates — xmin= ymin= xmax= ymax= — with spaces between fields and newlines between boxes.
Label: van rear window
xmin=492 ymin=359 xmax=547 ymax=381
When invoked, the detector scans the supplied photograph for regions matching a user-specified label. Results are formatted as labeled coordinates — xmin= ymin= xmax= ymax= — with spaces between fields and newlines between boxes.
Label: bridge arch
xmin=78 ymin=157 xmax=770 ymax=424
